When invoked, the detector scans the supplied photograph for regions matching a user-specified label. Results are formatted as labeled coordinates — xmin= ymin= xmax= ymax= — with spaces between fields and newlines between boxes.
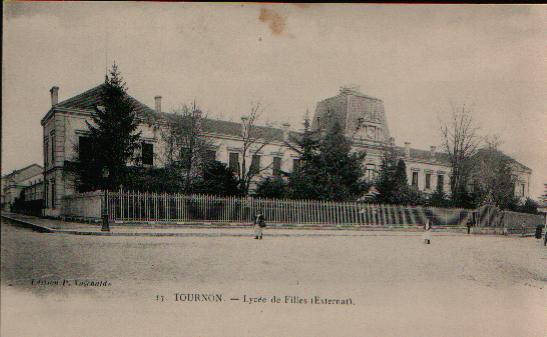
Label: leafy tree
xmin=11 ymin=190 xmax=26 ymax=213
xmin=287 ymin=114 xmax=322 ymax=199
xmin=375 ymin=145 xmax=398 ymax=203
xmin=516 ymin=198 xmax=539 ymax=214
xmin=389 ymin=159 xmax=410 ymax=203
xmin=192 ymin=161 xmax=240 ymax=197
xmin=124 ymin=167 xmax=185 ymax=193
xmin=289 ymin=120 xmax=367 ymax=201
xmin=255 ymin=177 xmax=288 ymax=199
xmin=77 ymin=63 xmax=141 ymax=191
xmin=469 ymin=138 xmax=519 ymax=210
xmin=375 ymin=154 xmax=427 ymax=206
xmin=427 ymin=184 xmax=451 ymax=208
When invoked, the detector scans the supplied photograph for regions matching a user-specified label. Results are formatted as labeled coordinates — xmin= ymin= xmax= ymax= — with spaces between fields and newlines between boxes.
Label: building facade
xmin=1 ymin=164 xmax=43 ymax=211
xmin=40 ymin=85 xmax=301 ymax=216
xmin=40 ymin=85 xmax=532 ymax=216
xmin=311 ymin=86 xmax=532 ymax=199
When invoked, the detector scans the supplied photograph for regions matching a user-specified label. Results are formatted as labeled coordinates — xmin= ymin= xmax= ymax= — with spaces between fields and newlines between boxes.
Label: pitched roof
xmin=394 ymin=146 xmax=451 ymax=165
xmin=156 ymin=111 xmax=289 ymax=142
xmin=338 ymin=88 xmax=382 ymax=101
xmin=52 ymin=86 xmax=530 ymax=172
xmin=55 ymin=85 xmax=291 ymax=142
xmin=55 ymin=84 xmax=156 ymax=119
xmin=471 ymin=148 xmax=531 ymax=172
xmin=2 ymin=164 xmax=43 ymax=182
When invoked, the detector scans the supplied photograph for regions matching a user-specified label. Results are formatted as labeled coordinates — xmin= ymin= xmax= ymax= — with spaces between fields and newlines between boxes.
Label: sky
xmin=2 ymin=3 xmax=546 ymax=199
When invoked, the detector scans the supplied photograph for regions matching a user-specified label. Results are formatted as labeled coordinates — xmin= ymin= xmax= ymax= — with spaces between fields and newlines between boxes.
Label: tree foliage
xmin=376 ymin=153 xmax=426 ymax=205
xmin=192 ymin=161 xmax=241 ymax=196
xmin=124 ymin=167 xmax=185 ymax=193
xmin=75 ymin=63 xmax=141 ymax=191
xmin=254 ymin=177 xmax=288 ymax=199
xmin=515 ymin=197 xmax=539 ymax=214
xmin=427 ymin=184 xmax=451 ymax=208
xmin=288 ymin=119 xmax=368 ymax=201
xmin=469 ymin=137 xmax=518 ymax=210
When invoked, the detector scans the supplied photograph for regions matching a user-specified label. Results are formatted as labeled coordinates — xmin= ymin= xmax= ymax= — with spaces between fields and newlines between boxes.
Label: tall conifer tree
xmin=84 ymin=63 xmax=141 ymax=190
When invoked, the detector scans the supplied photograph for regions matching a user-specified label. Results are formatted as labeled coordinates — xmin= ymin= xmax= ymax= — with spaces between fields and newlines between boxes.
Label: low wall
xmin=61 ymin=191 xmax=103 ymax=221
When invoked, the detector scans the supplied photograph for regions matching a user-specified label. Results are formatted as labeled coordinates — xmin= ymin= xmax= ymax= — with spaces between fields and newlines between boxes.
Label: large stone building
xmin=312 ymin=86 xmax=532 ymax=198
xmin=1 ymin=163 xmax=43 ymax=211
xmin=40 ymin=85 xmax=532 ymax=216
xmin=40 ymin=85 xmax=300 ymax=216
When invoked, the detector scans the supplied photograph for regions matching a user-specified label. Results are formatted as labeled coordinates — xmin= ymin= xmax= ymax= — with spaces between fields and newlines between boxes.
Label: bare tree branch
xmin=439 ymin=103 xmax=482 ymax=205
xmin=237 ymin=101 xmax=278 ymax=195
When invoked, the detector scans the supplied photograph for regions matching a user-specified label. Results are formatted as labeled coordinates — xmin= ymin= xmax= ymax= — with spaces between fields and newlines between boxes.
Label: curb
xmin=1 ymin=215 xmax=455 ymax=238
xmin=3 ymin=214 xmax=533 ymax=238
xmin=1 ymin=215 xmax=55 ymax=233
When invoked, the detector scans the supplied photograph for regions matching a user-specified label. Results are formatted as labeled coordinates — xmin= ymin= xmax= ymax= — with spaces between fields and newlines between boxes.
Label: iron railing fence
xmin=106 ymin=190 xmax=473 ymax=226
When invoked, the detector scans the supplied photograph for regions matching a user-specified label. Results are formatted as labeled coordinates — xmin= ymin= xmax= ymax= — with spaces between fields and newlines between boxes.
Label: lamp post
xmin=101 ymin=168 xmax=110 ymax=232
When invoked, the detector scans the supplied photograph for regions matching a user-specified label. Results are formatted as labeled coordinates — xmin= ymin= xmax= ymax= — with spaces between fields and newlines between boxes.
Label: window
xmin=425 ymin=173 xmax=431 ymax=190
xmin=520 ymin=183 xmax=525 ymax=197
xmin=412 ymin=171 xmax=419 ymax=187
xmin=78 ymin=136 xmax=93 ymax=163
xmin=50 ymin=131 xmax=56 ymax=164
xmin=229 ymin=152 xmax=240 ymax=174
xmin=272 ymin=157 xmax=282 ymax=176
xmin=250 ymin=154 xmax=261 ymax=174
xmin=142 ymin=143 xmax=154 ymax=166
xmin=51 ymin=180 xmax=56 ymax=209
xmin=44 ymin=137 xmax=49 ymax=167
xmin=437 ymin=174 xmax=444 ymax=191
xmin=292 ymin=158 xmax=300 ymax=172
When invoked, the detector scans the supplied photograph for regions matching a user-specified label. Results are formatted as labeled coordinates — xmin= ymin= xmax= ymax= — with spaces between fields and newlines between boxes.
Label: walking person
xmin=466 ymin=217 xmax=473 ymax=235
xmin=254 ymin=211 xmax=266 ymax=240
xmin=423 ymin=219 xmax=432 ymax=244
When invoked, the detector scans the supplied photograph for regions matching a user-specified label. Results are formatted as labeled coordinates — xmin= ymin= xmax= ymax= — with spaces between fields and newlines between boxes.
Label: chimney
xmin=430 ymin=146 xmax=437 ymax=160
xmin=404 ymin=142 xmax=411 ymax=158
xmin=282 ymin=123 xmax=290 ymax=142
xmin=50 ymin=86 xmax=59 ymax=106
xmin=154 ymin=96 xmax=162 ymax=113
xmin=241 ymin=116 xmax=249 ymax=137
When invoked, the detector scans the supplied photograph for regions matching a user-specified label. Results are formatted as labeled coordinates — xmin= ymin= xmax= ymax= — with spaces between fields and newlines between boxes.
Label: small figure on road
xmin=423 ymin=219 xmax=432 ymax=244
xmin=254 ymin=211 xmax=266 ymax=240
xmin=466 ymin=217 xmax=473 ymax=235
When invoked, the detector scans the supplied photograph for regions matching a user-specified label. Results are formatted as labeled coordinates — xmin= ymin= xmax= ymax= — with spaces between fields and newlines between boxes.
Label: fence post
xmin=101 ymin=190 xmax=110 ymax=232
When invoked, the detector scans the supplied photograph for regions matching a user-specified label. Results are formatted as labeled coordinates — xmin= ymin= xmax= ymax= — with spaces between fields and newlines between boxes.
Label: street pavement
xmin=1 ymin=217 xmax=545 ymax=337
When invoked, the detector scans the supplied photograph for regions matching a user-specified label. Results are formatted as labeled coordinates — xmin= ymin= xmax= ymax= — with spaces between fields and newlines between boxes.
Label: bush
xmin=516 ymin=198 xmax=539 ymax=214
xmin=191 ymin=161 xmax=240 ymax=196
xmin=255 ymin=177 xmax=288 ymax=199
xmin=12 ymin=195 xmax=43 ymax=216
xmin=124 ymin=166 xmax=186 ymax=193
